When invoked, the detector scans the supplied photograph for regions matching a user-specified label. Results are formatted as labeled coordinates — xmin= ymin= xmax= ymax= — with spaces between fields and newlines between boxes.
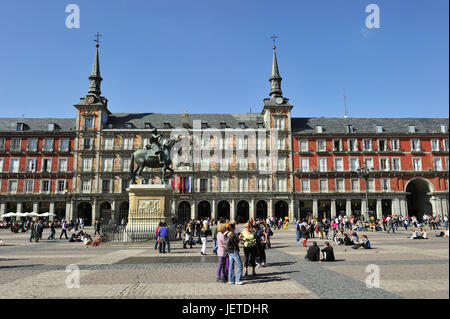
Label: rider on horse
xmin=145 ymin=128 xmax=164 ymax=164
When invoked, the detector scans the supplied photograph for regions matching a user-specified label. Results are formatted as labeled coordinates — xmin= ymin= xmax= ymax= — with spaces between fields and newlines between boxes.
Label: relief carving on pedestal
xmin=138 ymin=199 xmax=162 ymax=214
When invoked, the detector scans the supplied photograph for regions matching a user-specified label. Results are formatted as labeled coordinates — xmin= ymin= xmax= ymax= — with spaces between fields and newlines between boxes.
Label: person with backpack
xmin=155 ymin=222 xmax=162 ymax=250
xmin=255 ymin=223 xmax=267 ymax=267
xmin=216 ymin=223 xmax=228 ymax=283
xmin=47 ymin=222 xmax=56 ymax=240
xmin=241 ymin=222 xmax=257 ymax=278
xmin=158 ymin=222 xmax=170 ymax=254
xmin=226 ymin=223 xmax=244 ymax=285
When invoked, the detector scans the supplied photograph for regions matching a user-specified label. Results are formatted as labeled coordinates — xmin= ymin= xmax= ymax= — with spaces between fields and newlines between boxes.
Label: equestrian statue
xmin=130 ymin=128 xmax=180 ymax=184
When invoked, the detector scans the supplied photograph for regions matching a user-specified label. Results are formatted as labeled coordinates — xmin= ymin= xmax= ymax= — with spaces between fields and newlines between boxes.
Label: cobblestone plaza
xmin=0 ymin=226 xmax=448 ymax=299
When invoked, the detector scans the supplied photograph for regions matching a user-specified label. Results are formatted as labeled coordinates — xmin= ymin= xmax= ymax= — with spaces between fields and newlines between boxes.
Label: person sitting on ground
xmin=321 ymin=241 xmax=335 ymax=262
xmin=82 ymin=232 xmax=92 ymax=247
xmin=352 ymin=235 xmax=371 ymax=249
xmin=421 ymin=228 xmax=429 ymax=239
xmin=409 ymin=228 xmax=422 ymax=239
xmin=343 ymin=233 xmax=353 ymax=246
xmin=435 ymin=227 xmax=449 ymax=238
xmin=305 ymin=241 xmax=320 ymax=261
xmin=0 ymin=237 xmax=5 ymax=246
xmin=92 ymin=234 xmax=104 ymax=246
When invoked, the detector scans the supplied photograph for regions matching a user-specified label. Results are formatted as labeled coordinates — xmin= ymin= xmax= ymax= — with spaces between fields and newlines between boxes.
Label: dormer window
xmin=107 ymin=123 xmax=113 ymax=129
xmin=126 ymin=123 xmax=133 ymax=129
xmin=145 ymin=123 xmax=152 ymax=129
xmin=183 ymin=123 xmax=190 ymax=129
xmin=48 ymin=123 xmax=59 ymax=131
xmin=257 ymin=122 xmax=264 ymax=129
xmin=164 ymin=123 xmax=171 ymax=129
xmin=16 ymin=123 xmax=25 ymax=131
xmin=376 ymin=125 xmax=383 ymax=133
xmin=220 ymin=122 xmax=227 ymax=129
xmin=316 ymin=125 xmax=323 ymax=133
xmin=408 ymin=125 xmax=415 ymax=133
xmin=346 ymin=125 xmax=353 ymax=133
xmin=440 ymin=125 xmax=448 ymax=133
xmin=201 ymin=123 xmax=208 ymax=129
xmin=239 ymin=123 xmax=246 ymax=129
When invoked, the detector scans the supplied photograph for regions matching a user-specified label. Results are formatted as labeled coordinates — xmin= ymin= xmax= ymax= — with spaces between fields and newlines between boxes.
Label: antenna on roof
xmin=343 ymin=88 xmax=348 ymax=119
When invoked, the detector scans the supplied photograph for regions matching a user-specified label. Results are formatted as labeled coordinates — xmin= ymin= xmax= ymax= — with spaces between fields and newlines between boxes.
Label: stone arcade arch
xmin=274 ymin=200 xmax=288 ymax=219
xmin=217 ymin=200 xmax=230 ymax=221
xmin=236 ymin=200 xmax=249 ymax=223
xmin=405 ymin=178 xmax=434 ymax=221
xmin=198 ymin=201 xmax=211 ymax=220
xmin=256 ymin=200 xmax=268 ymax=220
xmin=77 ymin=202 xmax=92 ymax=226
xmin=177 ymin=201 xmax=191 ymax=224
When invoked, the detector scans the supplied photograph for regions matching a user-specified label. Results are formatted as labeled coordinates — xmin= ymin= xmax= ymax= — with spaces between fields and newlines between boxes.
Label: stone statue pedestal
xmin=123 ymin=184 xmax=175 ymax=242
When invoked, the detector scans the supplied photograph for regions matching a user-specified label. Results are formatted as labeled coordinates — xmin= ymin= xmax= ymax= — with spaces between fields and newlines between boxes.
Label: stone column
xmin=331 ymin=200 xmax=337 ymax=218
xmin=0 ymin=203 xmax=5 ymax=220
xmin=346 ymin=200 xmax=352 ymax=216
xmin=49 ymin=202 xmax=55 ymax=222
xmin=33 ymin=202 xmax=39 ymax=213
xmin=376 ymin=199 xmax=383 ymax=219
xmin=400 ymin=198 xmax=408 ymax=216
xmin=442 ymin=197 xmax=448 ymax=215
xmin=431 ymin=197 xmax=438 ymax=216
xmin=361 ymin=199 xmax=368 ymax=220
xmin=250 ymin=199 xmax=255 ymax=221
xmin=211 ymin=199 xmax=216 ymax=220
xmin=312 ymin=199 xmax=318 ymax=218
xmin=17 ymin=202 xmax=23 ymax=213
xmin=191 ymin=201 xmax=196 ymax=220
xmin=230 ymin=199 xmax=236 ymax=222
xmin=268 ymin=199 xmax=273 ymax=218
xmin=111 ymin=200 xmax=117 ymax=223
xmin=66 ymin=201 xmax=72 ymax=221
xmin=289 ymin=199 xmax=294 ymax=221
xmin=92 ymin=199 xmax=98 ymax=226
xmin=171 ymin=199 xmax=176 ymax=219
xmin=391 ymin=198 xmax=400 ymax=216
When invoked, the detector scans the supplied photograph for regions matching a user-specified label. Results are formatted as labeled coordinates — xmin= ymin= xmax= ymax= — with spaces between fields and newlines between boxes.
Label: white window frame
xmin=0 ymin=158 xmax=3 ymax=172
xmin=102 ymin=158 xmax=113 ymax=172
xmin=332 ymin=139 xmax=343 ymax=152
xmin=40 ymin=179 xmax=51 ymax=194
xmin=27 ymin=139 xmax=38 ymax=152
xmin=431 ymin=139 xmax=440 ymax=152
xmin=56 ymin=179 xmax=67 ymax=194
xmin=443 ymin=139 xmax=449 ymax=152
xmin=335 ymin=178 xmax=345 ymax=192
xmin=300 ymin=158 xmax=310 ymax=172
xmin=377 ymin=139 xmax=388 ymax=152
xmin=43 ymin=138 xmax=54 ymax=152
xmin=348 ymin=138 xmax=358 ymax=152
xmin=410 ymin=139 xmax=421 ymax=152
xmin=349 ymin=157 xmax=360 ymax=171
xmin=83 ymin=138 xmax=92 ymax=150
xmin=367 ymin=178 xmax=376 ymax=192
xmin=258 ymin=177 xmax=268 ymax=192
xmin=351 ymin=178 xmax=360 ymax=192
xmin=381 ymin=178 xmax=390 ymax=192
xmin=277 ymin=177 xmax=287 ymax=192
xmin=82 ymin=158 xmax=92 ymax=172
xmin=334 ymin=157 xmax=344 ymax=172
xmin=10 ymin=158 xmax=20 ymax=173
xmin=238 ymin=177 xmax=248 ymax=192
xmin=392 ymin=157 xmax=401 ymax=171
xmin=123 ymin=137 xmax=134 ymax=150
xmin=24 ymin=179 xmax=34 ymax=194
xmin=82 ymin=180 xmax=91 ymax=193
xmin=301 ymin=179 xmax=311 ymax=193
xmin=390 ymin=139 xmax=400 ymax=152
xmin=58 ymin=158 xmax=68 ymax=172
xmin=364 ymin=157 xmax=374 ymax=170
xmin=412 ymin=158 xmax=422 ymax=172
xmin=362 ymin=139 xmax=373 ymax=152
xmin=8 ymin=179 xmax=18 ymax=194
xmin=10 ymin=138 xmax=21 ymax=152
xmin=41 ymin=158 xmax=52 ymax=172
xmin=59 ymin=138 xmax=70 ymax=152
xmin=319 ymin=179 xmax=328 ymax=193
xmin=0 ymin=138 xmax=5 ymax=151
xmin=318 ymin=158 xmax=327 ymax=172
xmin=104 ymin=137 xmax=114 ymax=150
xmin=433 ymin=157 xmax=442 ymax=171
xmin=317 ymin=139 xmax=327 ymax=152
xmin=26 ymin=158 xmax=36 ymax=172
xmin=379 ymin=158 xmax=390 ymax=171
xmin=299 ymin=139 xmax=309 ymax=152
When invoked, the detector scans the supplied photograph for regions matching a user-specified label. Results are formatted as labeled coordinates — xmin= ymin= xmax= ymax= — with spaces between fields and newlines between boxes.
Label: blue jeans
xmin=212 ymin=239 xmax=218 ymax=254
xmin=296 ymin=230 xmax=301 ymax=242
xmin=228 ymin=251 xmax=243 ymax=283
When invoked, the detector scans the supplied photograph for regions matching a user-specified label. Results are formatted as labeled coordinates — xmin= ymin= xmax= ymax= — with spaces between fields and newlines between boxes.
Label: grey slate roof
xmin=292 ymin=117 xmax=449 ymax=135
xmin=106 ymin=113 xmax=265 ymax=129
xmin=0 ymin=118 xmax=75 ymax=133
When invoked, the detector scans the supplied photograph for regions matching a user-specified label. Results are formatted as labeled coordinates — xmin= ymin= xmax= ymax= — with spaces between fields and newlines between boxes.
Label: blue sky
xmin=0 ymin=0 xmax=448 ymax=119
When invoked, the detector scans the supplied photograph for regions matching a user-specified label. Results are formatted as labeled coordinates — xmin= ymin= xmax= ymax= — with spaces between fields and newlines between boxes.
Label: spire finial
xmin=94 ymin=32 xmax=102 ymax=48
xmin=271 ymin=34 xmax=278 ymax=50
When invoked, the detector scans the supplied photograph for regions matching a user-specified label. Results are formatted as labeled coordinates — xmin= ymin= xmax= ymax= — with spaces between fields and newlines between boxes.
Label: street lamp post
xmin=357 ymin=166 xmax=372 ymax=221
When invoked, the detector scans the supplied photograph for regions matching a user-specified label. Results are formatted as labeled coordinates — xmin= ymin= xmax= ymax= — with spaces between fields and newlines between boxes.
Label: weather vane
xmin=270 ymin=34 xmax=278 ymax=49
xmin=94 ymin=32 xmax=102 ymax=47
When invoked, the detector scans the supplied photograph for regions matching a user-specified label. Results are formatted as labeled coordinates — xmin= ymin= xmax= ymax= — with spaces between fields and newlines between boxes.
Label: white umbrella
xmin=39 ymin=213 xmax=49 ymax=217
xmin=17 ymin=212 xmax=29 ymax=218
xmin=47 ymin=212 xmax=56 ymax=216
xmin=1 ymin=212 xmax=16 ymax=218
xmin=27 ymin=212 xmax=39 ymax=217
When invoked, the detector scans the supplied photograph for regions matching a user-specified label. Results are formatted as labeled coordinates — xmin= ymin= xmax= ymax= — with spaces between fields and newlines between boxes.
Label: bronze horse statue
xmin=130 ymin=138 xmax=179 ymax=184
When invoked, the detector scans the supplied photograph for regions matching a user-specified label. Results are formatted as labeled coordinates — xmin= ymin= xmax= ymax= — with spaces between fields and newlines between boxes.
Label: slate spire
xmin=269 ymin=44 xmax=282 ymax=98
xmin=87 ymin=43 xmax=103 ymax=96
